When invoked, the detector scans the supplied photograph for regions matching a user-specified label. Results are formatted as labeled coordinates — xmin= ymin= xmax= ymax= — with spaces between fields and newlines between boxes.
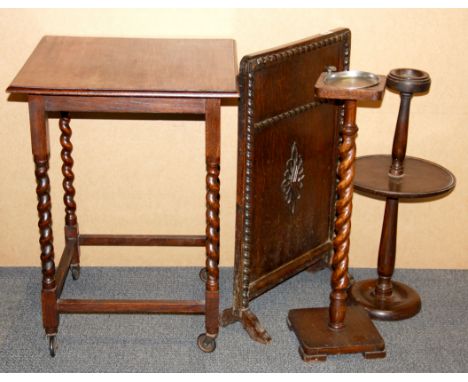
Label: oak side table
xmin=7 ymin=36 xmax=238 ymax=356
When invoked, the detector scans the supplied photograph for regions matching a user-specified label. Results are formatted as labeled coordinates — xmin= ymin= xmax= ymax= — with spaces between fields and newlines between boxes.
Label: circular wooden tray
xmin=354 ymin=155 xmax=456 ymax=199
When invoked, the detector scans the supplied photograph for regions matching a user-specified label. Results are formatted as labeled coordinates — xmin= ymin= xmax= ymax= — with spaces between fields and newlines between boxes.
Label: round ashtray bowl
xmin=324 ymin=70 xmax=380 ymax=90
xmin=386 ymin=68 xmax=431 ymax=94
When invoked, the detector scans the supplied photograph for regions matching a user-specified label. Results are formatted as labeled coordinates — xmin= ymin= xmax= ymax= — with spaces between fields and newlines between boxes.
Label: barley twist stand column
xmin=350 ymin=68 xmax=456 ymax=320
xmin=288 ymin=71 xmax=387 ymax=361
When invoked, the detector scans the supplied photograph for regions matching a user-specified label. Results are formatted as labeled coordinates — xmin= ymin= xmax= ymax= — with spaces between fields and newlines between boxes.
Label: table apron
xmin=43 ymin=95 xmax=207 ymax=114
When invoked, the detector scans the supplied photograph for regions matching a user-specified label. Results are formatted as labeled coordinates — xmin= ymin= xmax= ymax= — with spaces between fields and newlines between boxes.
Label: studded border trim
xmin=239 ymin=30 xmax=350 ymax=309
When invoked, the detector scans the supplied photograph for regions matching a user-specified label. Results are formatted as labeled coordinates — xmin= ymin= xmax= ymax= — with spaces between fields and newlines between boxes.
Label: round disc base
xmin=350 ymin=279 xmax=421 ymax=321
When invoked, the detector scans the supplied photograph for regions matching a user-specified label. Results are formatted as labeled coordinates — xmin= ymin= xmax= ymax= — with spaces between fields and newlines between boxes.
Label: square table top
xmin=7 ymin=36 xmax=239 ymax=98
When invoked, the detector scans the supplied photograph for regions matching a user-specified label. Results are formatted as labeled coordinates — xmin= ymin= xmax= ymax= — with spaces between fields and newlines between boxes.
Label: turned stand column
xmin=350 ymin=68 xmax=456 ymax=320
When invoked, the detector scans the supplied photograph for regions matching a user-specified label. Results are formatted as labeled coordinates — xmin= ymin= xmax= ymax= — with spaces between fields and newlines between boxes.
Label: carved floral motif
xmin=281 ymin=142 xmax=305 ymax=214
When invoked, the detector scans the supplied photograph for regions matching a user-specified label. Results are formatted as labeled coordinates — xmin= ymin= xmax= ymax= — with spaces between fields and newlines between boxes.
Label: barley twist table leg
xmin=197 ymin=99 xmax=221 ymax=353
xmin=29 ymin=97 xmax=59 ymax=353
xmin=59 ymin=112 xmax=77 ymax=227
xmin=205 ymin=162 xmax=220 ymax=294
xmin=59 ymin=112 xmax=80 ymax=279
xmin=205 ymin=161 xmax=220 ymax=334
xmin=36 ymin=159 xmax=56 ymax=291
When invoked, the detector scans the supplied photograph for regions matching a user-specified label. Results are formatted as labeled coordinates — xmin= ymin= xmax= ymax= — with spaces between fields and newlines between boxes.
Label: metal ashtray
xmin=324 ymin=70 xmax=380 ymax=90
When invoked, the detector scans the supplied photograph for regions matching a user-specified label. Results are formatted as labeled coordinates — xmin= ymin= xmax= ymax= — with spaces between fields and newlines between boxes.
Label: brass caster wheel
xmin=70 ymin=264 xmax=80 ymax=280
xmin=197 ymin=333 xmax=216 ymax=353
xmin=47 ymin=335 xmax=58 ymax=357
xmin=199 ymin=267 xmax=208 ymax=283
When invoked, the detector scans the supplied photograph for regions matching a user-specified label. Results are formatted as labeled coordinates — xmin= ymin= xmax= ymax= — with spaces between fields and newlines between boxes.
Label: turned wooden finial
xmin=386 ymin=69 xmax=431 ymax=177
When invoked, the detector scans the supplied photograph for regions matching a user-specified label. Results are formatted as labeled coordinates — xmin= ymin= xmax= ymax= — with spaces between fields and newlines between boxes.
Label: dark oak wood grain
xmin=8 ymin=36 xmax=238 ymax=98
xmin=315 ymin=72 xmax=386 ymax=101
xmin=55 ymin=241 xmax=76 ymax=298
xmin=354 ymin=155 xmax=456 ymax=198
xmin=44 ymin=95 xmax=207 ymax=114
xmin=248 ymin=242 xmax=333 ymax=300
xmin=287 ymin=306 xmax=385 ymax=361
xmin=204 ymin=99 xmax=221 ymax=342
xmin=29 ymin=95 xmax=60 ymax=338
xmin=78 ymin=234 xmax=206 ymax=247
xmin=350 ymin=68 xmax=456 ymax=321
xmin=57 ymin=299 xmax=206 ymax=314
xmin=328 ymin=99 xmax=357 ymax=330
xmin=7 ymin=36 xmax=238 ymax=355
xmin=59 ymin=112 xmax=80 ymax=280
xmin=221 ymin=28 xmax=351 ymax=344
xmin=287 ymin=68 xmax=387 ymax=361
